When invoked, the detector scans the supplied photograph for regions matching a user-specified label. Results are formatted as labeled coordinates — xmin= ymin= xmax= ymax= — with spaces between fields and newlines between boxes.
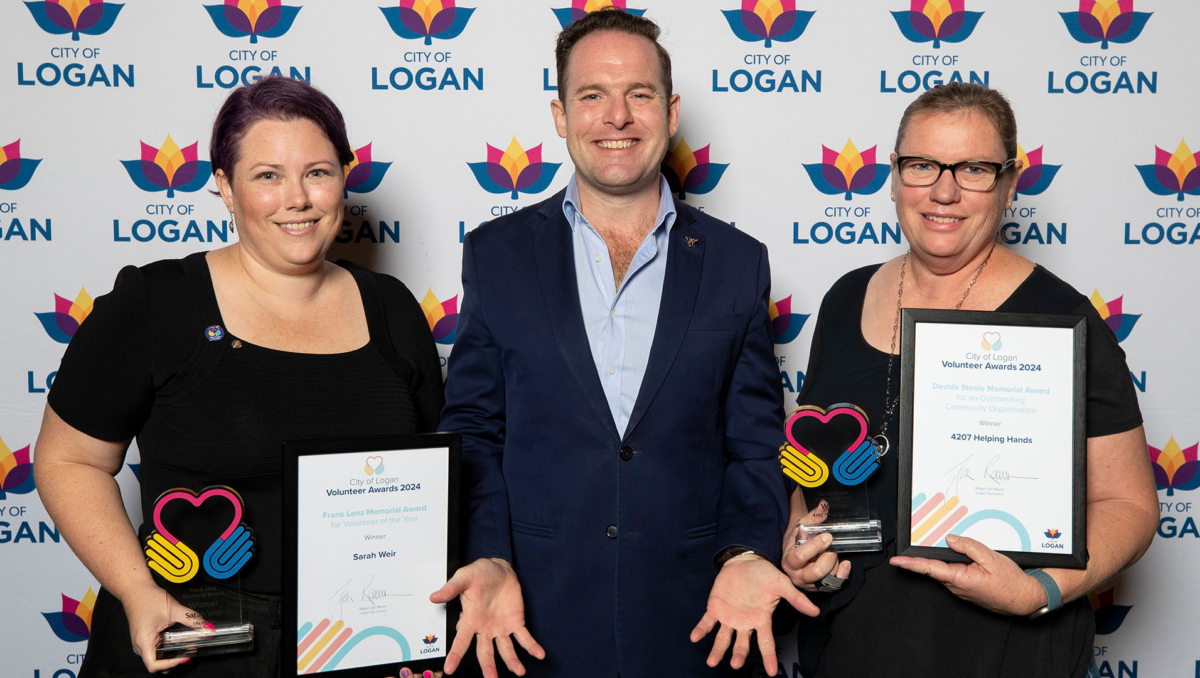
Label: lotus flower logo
xmin=553 ymin=0 xmax=645 ymax=29
xmin=0 ymin=139 xmax=42 ymax=191
xmin=421 ymin=289 xmax=459 ymax=346
xmin=468 ymin=138 xmax=562 ymax=201
xmin=1089 ymin=586 xmax=1132 ymax=635
xmin=24 ymin=0 xmax=124 ymax=41
xmin=1148 ymin=436 xmax=1199 ymax=497
xmin=1014 ymin=144 xmax=1061 ymax=201
xmin=423 ymin=634 xmax=438 ymax=644
xmin=1136 ymin=140 xmax=1200 ymax=202
xmin=120 ymin=135 xmax=212 ymax=199
xmin=43 ymin=588 xmax=96 ymax=642
xmin=36 ymin=287 xmax=93 ymax=344
xmin=381 ymin=0 xmax=475 ymax=45
xmin=769 ymin=295 xmax=809 ymax=345
xmin=0 ymin=439 xmax=35 ymax=499
xmin=1060 ymin=0 xmax=1151 ymax=50
xmin=722 ymin=1 xmax=815 ymax=48
xmin=343 ymin=143 xmax=392 ymax=198
xmin=663 ymin=139 xmax=729 ymax=201
xmin=1089 ymin=289 xmax=1140 ymax=343
xmin=204 ymin=0 xmax=301 ymax=43
xmin=1044 ymin=528 xmax=1061 ymax=539
xmin=803 ymin=139 xmax=888 ymax=201
xmin=892 ymin=0 xmax=982 ymax=48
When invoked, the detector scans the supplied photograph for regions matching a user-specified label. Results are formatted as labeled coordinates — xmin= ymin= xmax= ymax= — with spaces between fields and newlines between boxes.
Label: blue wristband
xmin=1024 ymin=568 xmax=1062 ymax=618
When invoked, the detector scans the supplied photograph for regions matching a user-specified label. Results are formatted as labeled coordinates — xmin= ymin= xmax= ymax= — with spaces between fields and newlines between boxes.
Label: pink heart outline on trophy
xmin=785 ymin=404 xmax=869 ymax=458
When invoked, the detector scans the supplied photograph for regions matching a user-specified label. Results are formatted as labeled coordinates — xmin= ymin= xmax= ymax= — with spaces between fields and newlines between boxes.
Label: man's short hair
xmin=554 ymin=7 xmax=672 ymax=103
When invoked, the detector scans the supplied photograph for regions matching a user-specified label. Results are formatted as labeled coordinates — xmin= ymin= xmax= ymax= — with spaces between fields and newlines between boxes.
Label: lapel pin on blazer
xmin=685 ymin=236 xmax=698 ymax=248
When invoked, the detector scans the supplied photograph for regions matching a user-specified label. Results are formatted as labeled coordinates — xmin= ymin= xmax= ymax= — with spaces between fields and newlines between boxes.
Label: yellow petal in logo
xmin=1090 ymin=0 xmax=1123 ymax=35
xmin=665 ymin=138 xmax=698 ymax=183
xmin=421 ymin=288 xmax=447 ymax=331
xmin=68 ymin=287 xmax=93 ymax=326
xmin=753 ymin=0 xmax=785 ymax=35
xmin=412 ymin=0 xmax=446 ymax=32
xmin=154 ymin=135 xmax=187 ymax=185
xmin=834 ymin=139 xmax=865 ymax=191
xmin=584 ymin=0 xmax=616 ymax=11
xmin=499 ymin=138 xmax=531 ymax=188
xmin=921 ymin=0 xmax=954 ymax=34
xmin=1167 ymin=139 xmax=1196 ymax=192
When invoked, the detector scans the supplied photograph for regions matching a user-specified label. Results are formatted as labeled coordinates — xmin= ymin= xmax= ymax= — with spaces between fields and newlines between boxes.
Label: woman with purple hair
xmin=33 ymin=76 xmax=444 ymax=676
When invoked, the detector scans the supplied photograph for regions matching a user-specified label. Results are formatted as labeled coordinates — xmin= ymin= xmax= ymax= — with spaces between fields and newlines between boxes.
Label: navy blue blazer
xmin=440 ymin=188 xmax=787 ymax=677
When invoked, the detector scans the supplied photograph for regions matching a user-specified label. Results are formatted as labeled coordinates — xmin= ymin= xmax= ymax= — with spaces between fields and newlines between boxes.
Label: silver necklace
xmin=874 ymin=244 xmax=995 ymax=452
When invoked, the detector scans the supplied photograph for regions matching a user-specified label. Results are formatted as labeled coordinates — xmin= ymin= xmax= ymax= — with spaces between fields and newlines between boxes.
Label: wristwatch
xmin=714 ymin=546 xmax=764 ymax=570
xmin=1024 ymin=568 xmax=1063 ymax=619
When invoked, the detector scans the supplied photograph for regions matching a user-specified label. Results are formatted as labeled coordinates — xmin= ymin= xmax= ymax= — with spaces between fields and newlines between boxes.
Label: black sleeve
xmin=1076 ymin=299 xmax=1143 ymax=438
xmin=379 ymin=276 xmax=446 ymax=433
xmin=47 ymin=265 xmax=154 ymax=442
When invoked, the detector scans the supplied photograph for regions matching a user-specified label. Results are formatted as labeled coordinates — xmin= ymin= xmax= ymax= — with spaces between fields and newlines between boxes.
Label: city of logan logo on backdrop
xmin=460 ymin=138 xmax=562 ymax=242
xmin=662 ymin=139 xmax=729 ymax=203
xmin=1150 ymin=437 xmax=1199 ymax=541
xmin=1088 ymin=584 xmax=1140 ymax=678
xmin=712 ymin=1 xmax=821 ymax=94
xmin=27 ymin=287 xmax=92 ymax=395
xmin=18 ymin=0 xmax=134 ymax=89
xmin=373 ymin=0 xmax=483 ymax=92
xmin=1001 ymin=143 xmax=1065 ymax=247
xmin=1125 ymin=139 xmax=1200 ymax=246
xmin=1 ymin=437 xmax=62 ymax=546
xmin=199 ymin=0 xmax=311 ymax=90
xmin=339 ymin=141 xmax=400 ymax=245
xmin=1051 ymin=1 xmax=1156 ymax=95
xmin=0 ymin=139 xmax=51 ymax=243
xmin=771 ymin=295 xmax=809 ymax=394
xmin=542 ymin=1 xmax=644 ymax=91
xmin=42 ymin=587 xmax=97 ymax=642
xmin=795 ymin=139 xmax=898 ymax=246
xmin=883 ymin=1 xmax=985 ymax=94
xmin=422 ymin=289 xmax=459 ymax=368
xmin=115 ymin=134 xmax=226 ymax=244
xmin=0 ymin=439 xmax=35 ymax=500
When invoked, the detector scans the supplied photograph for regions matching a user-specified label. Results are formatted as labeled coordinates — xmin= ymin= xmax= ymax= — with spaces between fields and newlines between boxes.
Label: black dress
xmin=793 ymin=264 xmax=1142 ymax=678
xmin=47 ymin=252 xmax=444 ymax=677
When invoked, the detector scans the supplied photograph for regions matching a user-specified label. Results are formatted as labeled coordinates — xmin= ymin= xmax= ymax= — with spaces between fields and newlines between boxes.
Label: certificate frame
xmin=897 ymin=309 xmax=1087 ymax=569
xmin=282 ymin=433 xmax=462 ymax=677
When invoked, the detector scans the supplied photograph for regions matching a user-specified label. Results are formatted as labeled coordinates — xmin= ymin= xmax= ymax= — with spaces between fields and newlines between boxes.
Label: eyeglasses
xmin=894 ymin=156 xmax=1016 ymax=192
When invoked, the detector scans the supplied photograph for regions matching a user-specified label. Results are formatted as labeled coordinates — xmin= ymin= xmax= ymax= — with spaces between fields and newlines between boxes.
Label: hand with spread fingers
xmin=890 ymin=533 xmax=1046 ymax=616
xmin=781 ymin=499 xmax=852 ymax=592
xmin=429 ymin=557 xmax=545 ymax=678
xmin=689 ymin=553 xmax=819 ymax=675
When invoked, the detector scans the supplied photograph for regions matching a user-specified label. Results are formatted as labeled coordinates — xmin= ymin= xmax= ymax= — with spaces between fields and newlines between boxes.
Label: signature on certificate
xmin=943 ymin=454 xmax=1038 ymax=497
xmin=328 ymin=576 xmax=411 ymax=620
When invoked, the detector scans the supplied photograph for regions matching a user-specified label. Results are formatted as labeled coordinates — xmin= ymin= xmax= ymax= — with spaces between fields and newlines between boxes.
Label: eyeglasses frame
xmin=893 ymin=156 xmax=1017 ymax=192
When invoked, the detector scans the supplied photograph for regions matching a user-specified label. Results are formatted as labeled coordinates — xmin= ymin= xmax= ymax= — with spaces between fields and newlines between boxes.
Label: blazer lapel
xmin=534 ymin=197 xmax=623 ymax=444
xmin=622 ymin=203 xmax=703 ymax=442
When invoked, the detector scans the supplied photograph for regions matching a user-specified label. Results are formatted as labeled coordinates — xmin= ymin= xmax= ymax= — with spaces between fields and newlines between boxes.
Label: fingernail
xmin=203 ymin=622 xmax=215 ymax=630
xmin=822 ymin=532 xmax=833 ymax=544
xmin=181 ymin=658 xmax=190 ymax=664
xmin=400 ymin=669 xmax=411 ymax=678
xmin=946 ymin=534 xmax=958 ymax=543
xmin=424 ymin=672 xmax=434 ymax=678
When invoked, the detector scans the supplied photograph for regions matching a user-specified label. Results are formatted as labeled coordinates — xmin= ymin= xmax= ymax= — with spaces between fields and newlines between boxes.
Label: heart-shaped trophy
xmin=780 ymin=404 xmax=884 ymax=553
xmin=144 ymin=486 xmax=256 ymax=659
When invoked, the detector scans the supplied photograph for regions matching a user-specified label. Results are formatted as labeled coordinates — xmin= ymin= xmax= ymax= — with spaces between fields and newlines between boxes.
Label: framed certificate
xmin=282 ymin=434 xmax=461 ymax=676
xmin=897 ymin=310 xmax=1087 ymax=569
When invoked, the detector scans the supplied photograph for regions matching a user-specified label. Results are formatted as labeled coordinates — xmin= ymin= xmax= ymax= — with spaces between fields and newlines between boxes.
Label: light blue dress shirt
xmin=563 ymin=174 xmax=677 ymax=437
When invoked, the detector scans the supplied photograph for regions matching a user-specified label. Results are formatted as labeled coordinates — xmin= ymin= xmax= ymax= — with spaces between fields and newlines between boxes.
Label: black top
xmin=49 ymin=252 xmax=445 ymax=594
xmin=793 ymin=264 xmax=1142 ymax=678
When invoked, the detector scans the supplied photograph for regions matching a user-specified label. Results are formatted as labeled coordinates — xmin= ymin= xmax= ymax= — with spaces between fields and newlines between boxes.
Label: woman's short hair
xmin=209 ymin=76 xmax=354 ymax=179
xmin=895 ymin=82 xmax=1018 ymax=161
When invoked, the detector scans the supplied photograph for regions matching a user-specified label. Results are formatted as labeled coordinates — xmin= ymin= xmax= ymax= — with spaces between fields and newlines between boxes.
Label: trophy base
xmin=158 ymin=622 xmax=255 ymax=659
xmin=796 ymin=519 xmax=882 ymax=553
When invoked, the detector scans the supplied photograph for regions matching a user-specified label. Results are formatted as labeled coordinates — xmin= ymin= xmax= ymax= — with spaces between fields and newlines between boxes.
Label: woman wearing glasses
xmin=780 ymin=83 xmax=1158 ymax=677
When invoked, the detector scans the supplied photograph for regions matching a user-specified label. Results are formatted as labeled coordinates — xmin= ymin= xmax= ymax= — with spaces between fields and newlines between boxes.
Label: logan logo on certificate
xmin=284 ymin=435 xmax=461 ymax=676
xmin=898 ymin=310 xmax=1087 ymax=569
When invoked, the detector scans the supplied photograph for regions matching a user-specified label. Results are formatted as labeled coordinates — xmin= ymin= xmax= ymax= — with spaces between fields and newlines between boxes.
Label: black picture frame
xmin=282 ymin=433 xmax=462 ymax=677
xmin=897 ymin=309 xmax=1087 ymax=569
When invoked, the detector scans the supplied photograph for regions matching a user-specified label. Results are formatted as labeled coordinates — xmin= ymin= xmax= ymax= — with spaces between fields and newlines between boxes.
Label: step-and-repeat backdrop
xmin=2 ymin=1 xmax=1197 ymax=676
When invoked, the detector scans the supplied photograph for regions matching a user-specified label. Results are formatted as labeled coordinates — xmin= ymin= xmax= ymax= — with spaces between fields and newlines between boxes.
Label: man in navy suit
xmin=432 ymin=9 xmax=816 ymax=677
